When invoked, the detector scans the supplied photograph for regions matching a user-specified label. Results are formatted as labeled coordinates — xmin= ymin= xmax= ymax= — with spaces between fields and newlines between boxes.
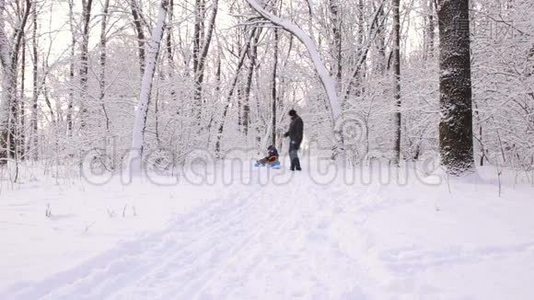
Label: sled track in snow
xmin=3 ymin=180 xmax=375 ymax=299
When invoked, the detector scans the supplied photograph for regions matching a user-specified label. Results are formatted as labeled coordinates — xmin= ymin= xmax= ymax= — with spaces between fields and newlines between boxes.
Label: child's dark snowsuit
xmin=257 ymin=145 xmax=279 ymax=166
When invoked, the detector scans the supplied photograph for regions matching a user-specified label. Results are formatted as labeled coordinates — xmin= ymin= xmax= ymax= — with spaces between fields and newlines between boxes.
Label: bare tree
xmin=271 ymin=28 xmax=279 ymax=146
xmin=66 ymin=0 xmax=75 ymax=136
xmin=30 ymin=0 xmax=38 ymax=159
xmin=79 ymin=0 xmax=93 ymax=131
xmin=0 ymin=0 xmax=31 ymax=164
xmin=99 ymin=0 xmax=111 ymax=131
xmin=245 ymin=0 xmax=341 ymax=122
xmin=242 ymin=27 xmax=262 ymax=136
xmin=424 ymin=0 xmax=436 ymax=59
xmin=128 ymin=0 xmax=170 ymax=173
xmin=193 ymin=0 xmax=219 ymax=128
xmin=215 ymin=27 xmax=257 ymax=155
xmin=329 ymin=0 xmax=342 ymax=87
xmin=130 ymin=0 xmax=146 ymax=74
xmin=393 ymin=0 xmax=401 ymax=164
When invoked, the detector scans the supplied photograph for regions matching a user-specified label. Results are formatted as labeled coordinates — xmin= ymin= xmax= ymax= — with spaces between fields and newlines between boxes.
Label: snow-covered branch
xmin=244 ymin=0 xmax=341 ymax=121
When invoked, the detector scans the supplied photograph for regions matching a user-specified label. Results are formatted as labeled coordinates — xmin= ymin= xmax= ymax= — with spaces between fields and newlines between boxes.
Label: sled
xmin=254 ymin=160 xmax=281 ymax=169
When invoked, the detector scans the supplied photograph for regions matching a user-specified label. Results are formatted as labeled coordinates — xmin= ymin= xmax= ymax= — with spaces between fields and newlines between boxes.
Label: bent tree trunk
xmin=245 ymin=0 xmax=345 ymax=159
xmin=128 ymin=0 xmax=170 ymax=173
xmin=437 ymin=0 xmax=474 ymax=175
xmin=244 ymin=0 xmax=341 ymax=121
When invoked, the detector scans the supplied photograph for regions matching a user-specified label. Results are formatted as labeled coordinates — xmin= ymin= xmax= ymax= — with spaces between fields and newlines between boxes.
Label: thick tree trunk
xmin=437 ymin=0 xmax=474 ymax=175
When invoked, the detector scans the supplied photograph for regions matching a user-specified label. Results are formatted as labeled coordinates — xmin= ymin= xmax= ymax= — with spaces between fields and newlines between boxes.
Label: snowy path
xmin=4 ymin=179 xmax=375 ymax=299
xmin=3 ymin=169 xmax=534 ymax=299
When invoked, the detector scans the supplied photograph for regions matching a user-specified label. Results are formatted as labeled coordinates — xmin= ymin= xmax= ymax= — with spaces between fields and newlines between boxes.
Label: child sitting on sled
xmin=255 ymin=145 xmax=280 ymax=168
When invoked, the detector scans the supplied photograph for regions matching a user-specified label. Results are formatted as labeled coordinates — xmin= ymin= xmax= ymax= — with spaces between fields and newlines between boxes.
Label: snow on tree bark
xmin=437 ymin=0 xmax=475 ymax=175
xmin=128 ymin=0 xmax=169 ymax=174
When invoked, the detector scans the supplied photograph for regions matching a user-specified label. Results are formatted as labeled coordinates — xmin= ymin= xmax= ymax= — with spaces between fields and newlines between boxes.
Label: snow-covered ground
xmin=1 ymin=161 xmax=534 ymax=299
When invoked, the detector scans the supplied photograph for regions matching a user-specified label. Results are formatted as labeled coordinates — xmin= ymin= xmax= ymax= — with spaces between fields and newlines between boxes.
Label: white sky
xmin=40 ymin=0 xmax=424 ymax=58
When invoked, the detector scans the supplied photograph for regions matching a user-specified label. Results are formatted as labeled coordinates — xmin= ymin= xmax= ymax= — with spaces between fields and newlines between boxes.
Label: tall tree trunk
xmin=0 ymin=3 xmax=9 ymax=163
xmin=19 ymin=38 xmax=26 ymax=159
xmin=437 ymin=0 xmax=474 ymax=175
xmin=99 ymin=0 xmax=111 ymax=131
xmin=271 ymin=28 xmax=279 ymax=146
xmin=79 ymin=0 xmax=93 ymax=131
xmin=375 ymin=0 xmax=386 ymax=74
xmin=343 ymin=0 xmax=387 ymax=101
xmin=215 ymin=28 xmax=256 ymax=156
xmin=393 ymin=0 xmax=401 ymax=164
xmin=243 ymin=28 xmax=262 ymax=136
xmin=66 ymin=0 xmax=75 ymax=136
xmin=193 ymin=0 xmax=218 ymax=128
xmin=424 ymin=0 xmax=436 ymax=59
xmin=31 ymin=0 xmax=38 ymax=160
xmin=130 ymin=0 xmax=146 ymax=74
xmin=0 ymin=0 xmax=31 ymax=164
xmin=128 ymin=0 xmax=169 ymax=173
xmin=192 ymin=0 xmax=202 ymax=104
xmin=165 ymin=0 xmax=177 ymax=105
xmin=329 ymin=0 xmax=342 ymax=87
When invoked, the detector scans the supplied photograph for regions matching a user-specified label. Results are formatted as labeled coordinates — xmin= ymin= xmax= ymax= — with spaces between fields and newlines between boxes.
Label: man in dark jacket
xmin=284 ymin=109 xmax=304 ymax=171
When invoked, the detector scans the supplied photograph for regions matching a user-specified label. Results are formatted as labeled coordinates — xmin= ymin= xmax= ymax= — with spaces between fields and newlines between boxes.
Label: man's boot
xmin=294 ymin=158 xmax=302 ymax=171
